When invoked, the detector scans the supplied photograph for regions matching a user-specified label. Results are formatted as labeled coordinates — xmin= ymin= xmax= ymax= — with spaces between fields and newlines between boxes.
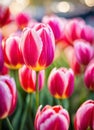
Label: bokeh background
xmin=0 ymin=0 xmax=94 ymax=25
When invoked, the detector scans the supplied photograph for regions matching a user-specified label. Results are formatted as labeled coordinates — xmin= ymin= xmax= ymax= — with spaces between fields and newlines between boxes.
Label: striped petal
xmin=21 ymin=28 xmax=43 ymax=68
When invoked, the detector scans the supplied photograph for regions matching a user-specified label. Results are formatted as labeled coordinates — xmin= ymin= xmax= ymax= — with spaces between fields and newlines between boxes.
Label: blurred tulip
xmin=84 ymin=60 xmax=94 ymax=91
xmin=42 ymin=15 xmax=67 ymax=43
xmin=0 ymin=33 xmax=4 ymax=71
xmin=34 ymin=105 xmax=70 ymax=130
xmin=74 ymin=40 xmax=94 ymax=65
xmin=74 ymin=100 xmax=94 ymax=130
xmin=3 ymin=36 xmax=24 ymax=69
xmin=64 ymin=46 xmax=81 ymax=75
xmin=19 ymin=65 xmax=45 ymax=93
xmin=15 ymin=12 xmax=30 ymax=29
xmin=64 ymin=18 xmax=85 ymax=44
xmin=20 ymin=23 xmax=55 ymax=71
xmin=0 ymin=4 xmax=12 ymax=27
xmin=0 ymin=75 xmax=17 ymax=119
xmin=80 ymin=25 xmax=94 ymax=44
xmin=48 ymin=67 xmax=74 ymax=99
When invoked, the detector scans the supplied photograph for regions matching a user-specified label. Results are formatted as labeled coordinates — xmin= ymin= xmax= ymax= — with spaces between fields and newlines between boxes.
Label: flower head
xmin=74 ymin=100 xmax=94 ymax=130
xmin=34 ymin=105 xmax=70 ymax=130
xmin=19 ymin=65 xmax=45 ymax=93
xmin=3 ymin=35 xmax=24 ymax=69
xmin=84 ymin=60 xmax=94 ymax=91
xmin=48 ymin=67 xmax=74 ymax=99
xmin=74 ymin=40 xmax=94 ymax=65
xmin=20 ymin=23 xmax=55 ymax=71
xmin=0 ymin=75 xmax=17 ymax=119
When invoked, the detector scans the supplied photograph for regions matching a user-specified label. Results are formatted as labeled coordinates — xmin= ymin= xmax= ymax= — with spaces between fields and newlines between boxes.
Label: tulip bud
xmin=16 ymin=12 xmax=30 ymax=29
xmin=42 ymin=15 xmax=67 ymax=42
xmin=64 ymin=18 xmax=85 ymax=44
xmin=80 ymin=25 xmax=94 ymax=44
xmin=3 ymin=36 xmax=24 ymax=69
xmin=74 ymin=40 xmax=94 ymax=65
xmin=20 ymin=23 xmax=55 ymax=71
xmin=0 ymin=75 xmax=17 ymax=119
xmin=0 ymin=4 xmax=11 ymax=27
xmin=48 ymin=67 xmax=74 ymax=99
xmin=19 ymin=65 xmax=45 ymax=93
xmin=74 ymin=100 xmax=94 ymax=130
xmin=84 ymin=60 xmax=94 ymax=91
xmin=34 ymin=105 xmax=70 ymax=130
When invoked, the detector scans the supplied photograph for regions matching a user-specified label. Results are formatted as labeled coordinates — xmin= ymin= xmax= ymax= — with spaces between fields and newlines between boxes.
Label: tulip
xmin=0 ymin=75 xmax=17 ymax=119
xmin=74 ymin=100 xmax=94 ymax=130
xmin=19 ymin=65 xmax=45 ymax=93
xmin=20 ymin=23 xmax=55 ymax=71
xmin=48 ymin=67 xmax=74 ymax=99
xmin=74 ymin=40 xmax=94 ymax=65
xmin=0 ymin=4 xmax=12 ymax=27
xmin=84 ymin=60 xmax=94 ymax=91
xmin=0 ymin=34 xmax=4 ymax=71
xmin=34 ymin=105 xmax=70 ymax=130
xmin=42 ymin=15 xmax=67 ymax=42
xmin=15 ymin=12 xmax=30 ymax=29
xmin=3 ymin=35 xmax=24 ymax=69
xmin=64 ymin=18 xmax=85 ymax=44
xmin=80 ymin=25 xmax=94 ymax=44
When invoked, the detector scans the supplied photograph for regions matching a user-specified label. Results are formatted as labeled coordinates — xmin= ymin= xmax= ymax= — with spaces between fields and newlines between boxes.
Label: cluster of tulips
xmin=0 ymin=4 xmax=94 ymax=130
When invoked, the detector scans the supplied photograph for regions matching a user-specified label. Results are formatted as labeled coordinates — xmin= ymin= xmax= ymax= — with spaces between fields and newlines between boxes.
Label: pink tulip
xmin=0 ymin=75 xmax=17 ymax=119
xmin=19 ymin=65 xmax=45 ymax=93
xmin=3 ymin=36 xmax=24 ymax=69
xmin=84 ymin=60 xmax=94 ymax=91
xmin=64 ymin=18 xmax=85 ymax=44
xmin=15 ymin=12 xmax=30 ymax=29
xmin=74 ymin=40 xmax=94 ymax=65
xmin=80 ymin=25 xmax=94 ymax=44
xmin=0 ymin=4 xmax=12 ymax=27
xmin=48 ymin=67 xmax=74 ymax=99
xmin=34 ymin=105 xmax=70 ymax=130
xmin=42 ymin=15 xmax=67 ymax=42
xmin=74 ymin=100 xmax=94 ymax=130
xmin=20 ymin=23 xmax=55 ymax=71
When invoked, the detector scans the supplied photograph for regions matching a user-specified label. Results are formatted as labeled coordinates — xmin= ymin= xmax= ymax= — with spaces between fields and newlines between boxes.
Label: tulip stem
xmin=20 ymin=93 xmax=32 ymax=130
xmin=6 ymin=117 xmax=14 ymax=130
xmin=36 ymin=71 xmax=39 ymax=110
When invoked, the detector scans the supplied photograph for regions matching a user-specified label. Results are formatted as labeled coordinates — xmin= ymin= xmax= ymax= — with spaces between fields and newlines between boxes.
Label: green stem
xmin=36 ymin=71 xmax=39 ymax=110
xmin=20 ymin=93 xmax=32 ymax=130
xmin=6 ymin=117 xmax=14 ymax=130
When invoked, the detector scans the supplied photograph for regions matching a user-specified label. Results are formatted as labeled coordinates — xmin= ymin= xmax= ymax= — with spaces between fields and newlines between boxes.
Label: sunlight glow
xmin=85 ymin=0 xmax=94 ymax=7
xmin=57 ymin=1 xmax=70 ymax=13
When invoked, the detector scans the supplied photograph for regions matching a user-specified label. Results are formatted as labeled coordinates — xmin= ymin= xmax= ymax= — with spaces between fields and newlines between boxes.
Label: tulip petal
xmin=21 ymin=28 xmax=43 ymax=67
xmin=65 ymin=69 xmax=74 ymax=97
xmin=0 ymin=81 xmax=12 ymax=119
xmin=38 ymin=25 xmax=55 ymax=66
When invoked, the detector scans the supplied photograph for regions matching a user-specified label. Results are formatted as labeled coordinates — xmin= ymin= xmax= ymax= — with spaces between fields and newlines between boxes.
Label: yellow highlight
xmin=54 ymin=93 xmax=67 ymax=99
xmin=5 ymin=63 xmax=23 ymax=70
xmin=24 ymin=88 xmax=35 ymax=93
xmin=28 ymin=63 xmax=46 ymax=71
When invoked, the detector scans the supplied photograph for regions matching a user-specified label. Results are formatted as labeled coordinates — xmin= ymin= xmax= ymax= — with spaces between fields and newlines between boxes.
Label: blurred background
xmin=0 ymin=0 xmax=94 ymax=25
